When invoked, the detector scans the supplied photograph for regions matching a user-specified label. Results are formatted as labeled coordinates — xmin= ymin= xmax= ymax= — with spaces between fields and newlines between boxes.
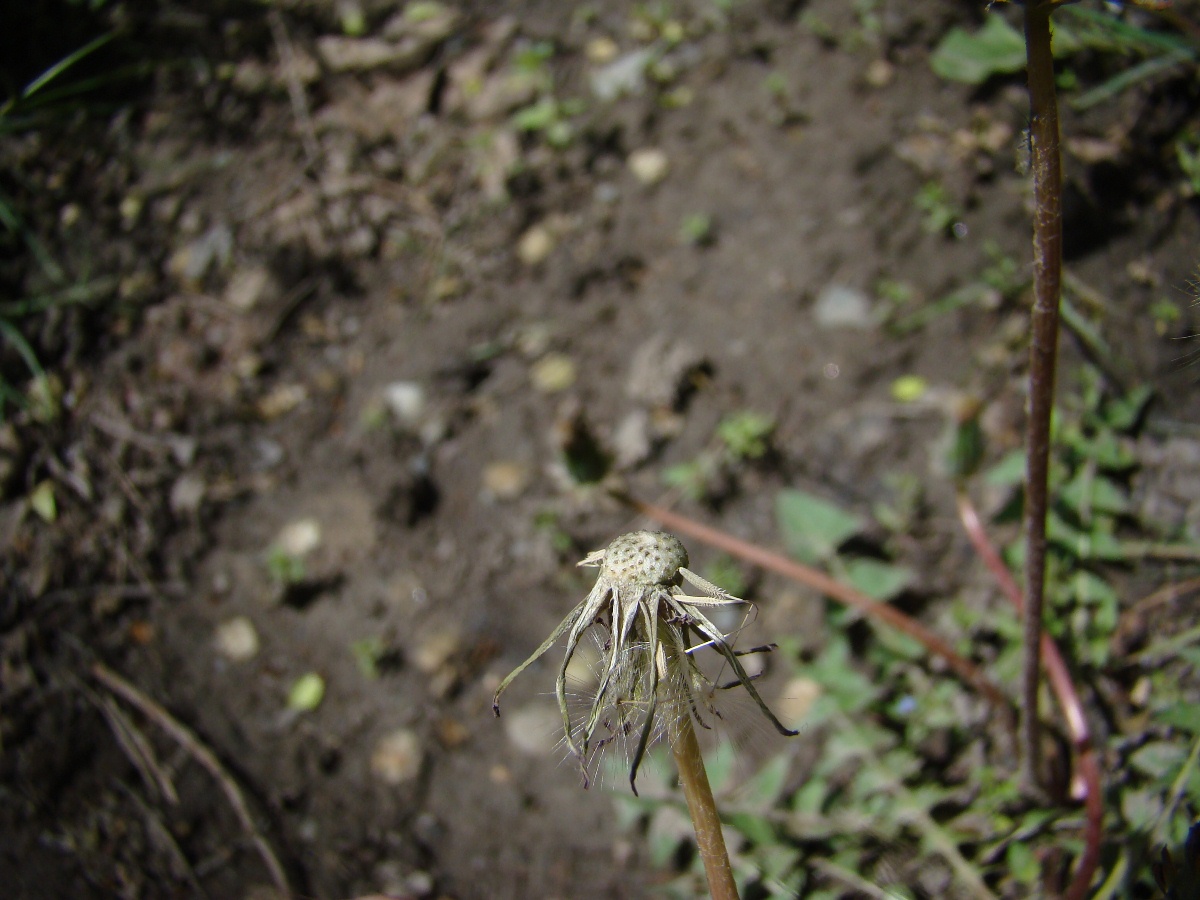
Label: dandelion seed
xmin=493 ymin=530 xmax=797 ymax=793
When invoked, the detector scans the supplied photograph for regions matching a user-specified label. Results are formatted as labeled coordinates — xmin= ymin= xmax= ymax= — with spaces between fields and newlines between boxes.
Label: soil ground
xmin=3 ymin=1 xmax=1200 ymax=898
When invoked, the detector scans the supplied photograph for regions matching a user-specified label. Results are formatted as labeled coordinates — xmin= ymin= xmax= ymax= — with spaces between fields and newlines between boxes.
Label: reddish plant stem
xmin=614 ymin=491 xmax=1014 ymax=720
xmin=1021 ymin=0 xmax=1065 ymax=797
xmin=956 ymin=491 xmax=1101 ymax=900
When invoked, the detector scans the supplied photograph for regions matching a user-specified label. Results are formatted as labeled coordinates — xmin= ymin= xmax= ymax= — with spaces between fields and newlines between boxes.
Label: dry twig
xmin=91 ymin=662 xmax=291 ymax=897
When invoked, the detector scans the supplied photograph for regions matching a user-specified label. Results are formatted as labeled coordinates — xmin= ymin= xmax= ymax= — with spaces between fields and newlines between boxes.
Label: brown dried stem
xmin=674 ymin=705 xmax=740 ymax=900
xmin=1021 ymin=0 xmax=1065 ymax=796
xmin=956 ymin=490 xmax=1101 ymax=900
xmin=613 ymin=491 xmax=1014 ymax=721
xmin=91 ymin=663 xmax=292 ymax=897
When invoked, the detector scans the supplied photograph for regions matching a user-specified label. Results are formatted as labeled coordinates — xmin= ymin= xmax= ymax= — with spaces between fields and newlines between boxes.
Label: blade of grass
xmin=0 ymin=275 xmax=119 ymax=318
xmin=0 ymin=193 xmax=66 ymax=284
xmin=20 ymin=32 xmax=116 ymax=101
xmin=0 ymin=318 xmax=46 ymax=380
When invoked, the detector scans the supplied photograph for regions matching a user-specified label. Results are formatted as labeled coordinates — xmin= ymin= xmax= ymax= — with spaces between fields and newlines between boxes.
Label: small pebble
xmin=412 ymin=628 xmax=460 ymax=675
xmin=627 ymin=147 xmax=669 ymax=186
xmin=214 ymin=616 xmax=260 ymax=662
xmin=530 ymin=353 xmax=576 ymax=393
xmin=257 ymin=383 xmax=308 ymax=419
xmin=169 ymin=473 xmax=206 ymax=516
xmin=371 ymin=728 xmax=423 ymax=784
xmin=516 ymin=224 xmax=555 ymax=266
xmin=586 ymin=36 xmax=619 ymax=64
xmin=503 ymin=703 xmax=559 ymax=756
xmin=482 ymin=461 xmax=531 ymax=500
xmin=225 ymin=266 xmax=275 ymax=312
xmin=275 ymin=517 xmax=321 ymax=557
xmin=435 ymin=717 xmax=470 ymax=749
xmin=382 ymin=381 xmax=426 ymax=426
xmin=813 ymin=284 xmax=875 ymax=329
xmin=863 ymin=58 xmax=895 ymax=89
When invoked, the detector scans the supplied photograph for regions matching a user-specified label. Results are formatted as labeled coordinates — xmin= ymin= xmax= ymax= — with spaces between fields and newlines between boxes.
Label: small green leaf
xmin=1156 ymin=703 xmax=1200 ymax=735
xmin=679 ymin=212 xmax=715 ymax=247
xmin=1003 ymin=840 xmax=1041 ymax=883
xmin=717 ymin=410 xmax=774 ymax=459
xmin=727 ymin=811 xmax=776 ymax=846
xmin=512 ymin=97 xmax=559 ymax=131
xmin=890 ymin=375 xmax=927 ymax=403
xmin=984 ymin=449 xmax=1026 ymax=488
xmin=351 ymin=637 xmax=384 ymax=679
xmin=1067 ymin=569 xmax=1118 ymax=608
xmin=288 ymin=672 xmax=325 ymax=711
xmin=703 ymin=741 xmax=738 ymax=794
xmin=737 ymin=753 xmax=791 ymax=808
xmin=1060 ymin=471 xmax=1129 ymax=518
xmin=945 ymin=415 xmax=985 ymax=479
xmin=1104 ymin=384 xmax=1153 ymax=431
xmin=845 ymin=557 xmax=913 ymax=602
xmin=775 ymin=488 xmax=862 ymax=564
xmin=931 ymin=15 xmax=1027 ymax=85
xmin=1121 ymin=785 xmax=1164 ymax=834
xmin=29 ymin=479 xmax=56 ymax=522
xmin=662 ymin=459 xmax=712 ymax=502
xmin=1130 ymin=741 xmax=1188 ymax=779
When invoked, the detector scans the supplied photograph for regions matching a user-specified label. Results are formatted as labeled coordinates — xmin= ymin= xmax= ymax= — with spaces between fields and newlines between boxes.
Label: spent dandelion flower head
xmin=493 ymin=529 xmax=797 ymax=793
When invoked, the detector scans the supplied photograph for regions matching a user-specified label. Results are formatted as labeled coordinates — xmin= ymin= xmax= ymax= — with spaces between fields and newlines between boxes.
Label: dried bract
xmin=493 ymin=530 xmax=797 ymax=792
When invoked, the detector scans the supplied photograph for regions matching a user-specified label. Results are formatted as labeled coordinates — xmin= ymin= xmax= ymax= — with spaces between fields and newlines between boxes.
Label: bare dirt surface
xmin=4 ymin=1 xmax=1200 ymax=898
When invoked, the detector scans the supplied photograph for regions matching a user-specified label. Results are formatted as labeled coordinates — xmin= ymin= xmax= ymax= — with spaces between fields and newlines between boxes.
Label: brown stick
xmin=91 ymin=663 xmax=292 ymax=897
xmin=614 ymin=491 xmax=1014 ymax=718
xmin=674 ymin=711 xmax=740 ymax=900
xmin=1021 ymin=0 xmax=1065 ymax=797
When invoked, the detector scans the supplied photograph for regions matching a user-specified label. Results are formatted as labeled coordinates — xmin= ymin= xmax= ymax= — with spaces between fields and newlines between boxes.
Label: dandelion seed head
xmin=600 ymin=530 xmax=688 ymax=587
xmin=493 ymin=528 xmax=797 ymax=792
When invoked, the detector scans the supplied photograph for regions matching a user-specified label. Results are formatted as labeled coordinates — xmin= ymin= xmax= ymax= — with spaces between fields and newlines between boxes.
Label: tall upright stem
xmin=673 ymin=713 xmax=740 ymax=900
xmin=1020 ymin=0 xmax=1063 ymax=794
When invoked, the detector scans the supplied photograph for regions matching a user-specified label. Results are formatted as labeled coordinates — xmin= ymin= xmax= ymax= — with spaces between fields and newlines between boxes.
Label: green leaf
xmin=512 ymin=97 xmax=559 ymax=131
xmin=945 ymin=415 xmax=985 ymax=479
xmin=351 ymin=636 xmax=384 ymax=679
xmin=984 ymin=449 xmax=1026 ymax=488
xmin=703 ymin=741 xmax=738 ymax=795
xmin=1068 ymin=430 xmax=1135 ymax=471
xmin=790 ymin=777 xmax=828 ymax=814
xmin=1130 ymin=741 xmax=1187 ymax=779
xmin=1060 ymin=472 xmax=1129 ymax=518
xmin=1067 ymin=569 xmax=1118 ymax=608
xmin=775 ymin=488 xmax=862 ymax=564
xmin=1156 ymin=703 xmax=1200 ymax=736
xmin=1003 ymin=835 xmax=1041 ymax=883
xmin=737 ymin=753 xmax=791 ymax=808
xmin=1104 ymin=384 xmax=1153 ymax=431
xmin=931 ymin=15 xmax=1027 ymax=85
xmin=29 ymin=479 xmax=56 ymax=523
xmin=717 ymin=410 xmax=774 ymax=458
xmin=845 ymin=557 xmax=912 ymax=602
xmin=1121 ymin=786 xmax=1164 ymax=834
xmin=871 ymin=620 xmax=926 ymax=661
xmin=1046 ymin=511 xmax=1127 ymax=561
xmin=288 ymin=672 xmax=325 ymax=711
xmin=728 ymin=811 xmax=777 ymax=846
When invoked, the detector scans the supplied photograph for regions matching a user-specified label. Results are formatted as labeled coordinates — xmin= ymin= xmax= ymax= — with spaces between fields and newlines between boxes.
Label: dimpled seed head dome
xmin=600 ymin=530 xmax=688 ymax=587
